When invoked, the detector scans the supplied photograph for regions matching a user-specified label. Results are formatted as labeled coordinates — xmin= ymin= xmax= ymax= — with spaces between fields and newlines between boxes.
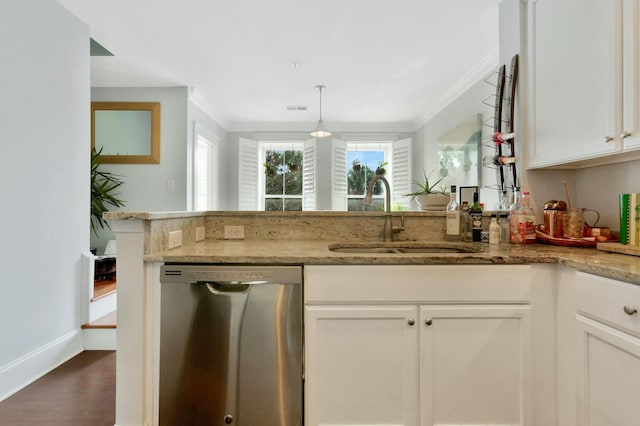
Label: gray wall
xmin=413 ymin=78 xmax=496 ymax=206
xmin=0 ymin=0 xmax=89 ymax=399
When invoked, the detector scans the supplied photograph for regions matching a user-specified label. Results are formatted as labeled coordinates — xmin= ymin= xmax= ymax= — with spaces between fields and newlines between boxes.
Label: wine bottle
xmin=470 ymin=192 xmax=483 ymax=242
xmin=482 ymin=155 xmax=517 ymax=167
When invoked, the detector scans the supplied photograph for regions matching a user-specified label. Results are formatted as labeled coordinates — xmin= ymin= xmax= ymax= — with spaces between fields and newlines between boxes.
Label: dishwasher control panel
xmin=160 ymin=264 xmax=302 ymax=284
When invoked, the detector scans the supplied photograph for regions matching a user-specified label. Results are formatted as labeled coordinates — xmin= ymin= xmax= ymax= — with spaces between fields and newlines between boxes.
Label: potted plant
xmin=375 ymin=161 xmax=387 ymax=176
xmin=91 ymin=147 xmax=126 ymax=236
xmin=405 ymin=170 xmax=449 ymax=210
xmin=352 ymin=159 xmax=361 ymax=173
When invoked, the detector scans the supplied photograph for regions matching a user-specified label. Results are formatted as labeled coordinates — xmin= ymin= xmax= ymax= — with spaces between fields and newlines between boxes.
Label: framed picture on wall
xmin=459 ymin=186 xmax=478 ymax=206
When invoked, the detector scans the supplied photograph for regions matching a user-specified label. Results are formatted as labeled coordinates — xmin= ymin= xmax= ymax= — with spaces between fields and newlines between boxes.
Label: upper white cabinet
xmin=527 ymin=0 xmax=640 ymax=168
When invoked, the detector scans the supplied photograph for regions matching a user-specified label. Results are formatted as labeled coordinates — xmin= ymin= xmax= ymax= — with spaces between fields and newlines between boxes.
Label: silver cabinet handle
xmin=408 ymin=318 xmax=415 ymax=326
xmin=623 ymin=305 xmax=638 ymax=316
xmin=424 ymin=318 xmax=433 ymax=326
xmin=622 ymin=132 xmax=632 ymax=139
xmin=604 ymin=136 xmax=614 ymax=143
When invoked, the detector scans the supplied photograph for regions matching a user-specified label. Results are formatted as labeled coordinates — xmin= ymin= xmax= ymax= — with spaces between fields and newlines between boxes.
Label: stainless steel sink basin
xmin=328 ymin=243 xmax=481 ymax=254
xmin=328 ymin=247 xmax=402 ymax=254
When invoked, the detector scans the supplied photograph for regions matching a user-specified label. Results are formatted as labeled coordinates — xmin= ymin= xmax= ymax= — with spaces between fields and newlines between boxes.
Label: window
xmin=193 ymin=132 xmax=217 ymax=210
xmin=347 ymin=142 xmax=391 ymax=211
xmin=260 ymin=143 xmax=304 ymax=211
xmin=237 ymin=137 xmax=410 ymax=211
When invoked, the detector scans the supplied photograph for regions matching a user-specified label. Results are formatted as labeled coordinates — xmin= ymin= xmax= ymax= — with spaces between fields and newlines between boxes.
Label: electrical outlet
xmin=168 ymin=230 xmax=182 ymax=249
xmin=195 ymin=226 xmax=206 ymax=242
xmin=224 ymin=225 xmax=245 ymax=240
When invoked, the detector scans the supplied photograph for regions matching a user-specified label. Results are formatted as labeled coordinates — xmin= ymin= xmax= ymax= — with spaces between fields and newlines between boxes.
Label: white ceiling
xmin=58 ymin=0 xmax=499 ymax=132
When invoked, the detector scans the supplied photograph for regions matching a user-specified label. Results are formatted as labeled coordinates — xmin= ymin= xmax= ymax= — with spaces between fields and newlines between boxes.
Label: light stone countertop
xmin=147 ymin=240 xmax=640 ymax=285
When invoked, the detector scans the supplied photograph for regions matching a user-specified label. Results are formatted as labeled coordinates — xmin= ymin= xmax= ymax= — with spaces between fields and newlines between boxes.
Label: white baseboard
xmin=83 ymin=328 xmax=117 ymax=350
xmin=0 ymin=330 xmax=84 ymax=402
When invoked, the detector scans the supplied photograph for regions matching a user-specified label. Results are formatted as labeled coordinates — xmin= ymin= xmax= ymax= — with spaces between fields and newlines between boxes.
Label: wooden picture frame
xmin=91 ymin=102 xmax=160 ymax=164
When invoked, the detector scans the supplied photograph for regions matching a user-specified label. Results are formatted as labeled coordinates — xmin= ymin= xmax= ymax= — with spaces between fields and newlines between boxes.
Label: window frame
xmin=346 ymin=141 xmax=393 ymax=211
xmin=258 ymin=141 xmax=305 ymax=211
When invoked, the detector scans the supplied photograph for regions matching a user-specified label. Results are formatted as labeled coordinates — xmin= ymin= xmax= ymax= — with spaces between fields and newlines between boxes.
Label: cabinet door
xmin=419 ymin=305 xmax=532 ymax=426
xmin=305 ymin=305 xmax=419 ymax=426
xmin=576 ymin=314 xmax=640 ymax=426
xmin=527 ymin=0 xmax=619 ymax=167
xmin=623 ymin=0 xmax=640 ymax=150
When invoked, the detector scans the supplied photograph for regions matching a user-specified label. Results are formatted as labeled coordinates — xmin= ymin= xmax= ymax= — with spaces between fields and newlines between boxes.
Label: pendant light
xmin=310 ymin=85 xmax=331 ymax=138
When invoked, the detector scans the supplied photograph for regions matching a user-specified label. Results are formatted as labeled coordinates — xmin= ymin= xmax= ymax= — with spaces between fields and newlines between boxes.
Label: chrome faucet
xmin=364 ymin=175 xmax=404 ymax=241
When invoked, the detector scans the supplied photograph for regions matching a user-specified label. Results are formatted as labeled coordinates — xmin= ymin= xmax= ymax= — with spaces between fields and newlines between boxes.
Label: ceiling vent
xmin=286 ymin=105 xmax=308 ymax=111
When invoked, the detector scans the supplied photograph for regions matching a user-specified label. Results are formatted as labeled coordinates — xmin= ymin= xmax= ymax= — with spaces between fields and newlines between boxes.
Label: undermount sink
xmin=328 ymin=243 xmax=481 ymax=254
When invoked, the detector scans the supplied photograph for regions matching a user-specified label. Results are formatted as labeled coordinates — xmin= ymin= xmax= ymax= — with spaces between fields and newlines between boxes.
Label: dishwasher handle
xmin=193 ymin=280 xmax=269 ymax=294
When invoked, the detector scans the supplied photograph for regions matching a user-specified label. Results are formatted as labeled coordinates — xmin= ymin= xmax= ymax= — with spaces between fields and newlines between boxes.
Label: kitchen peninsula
xmin=107 ymin=210 xmax=640 ymax=426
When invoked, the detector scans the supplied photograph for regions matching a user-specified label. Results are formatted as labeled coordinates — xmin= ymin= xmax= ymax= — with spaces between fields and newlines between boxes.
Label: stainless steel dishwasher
xmin=159 ymin=264 xmax=303 ymax=426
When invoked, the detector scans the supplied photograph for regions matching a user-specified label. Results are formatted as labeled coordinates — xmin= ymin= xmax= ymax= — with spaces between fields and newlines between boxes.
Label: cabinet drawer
xmin=575 ymin=272 xmax=640 ymax=335
xmin=305 ymin=265 xmax=532 ymax=304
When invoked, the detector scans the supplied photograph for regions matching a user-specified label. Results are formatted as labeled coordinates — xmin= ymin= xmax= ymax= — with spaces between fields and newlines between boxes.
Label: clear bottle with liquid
xmin=521 ymin=191 xmax=537 ymax=244
xmin=489 ymin=214 xmax=500 ymax=244
xmin=509 ymin=187 xmax=523 ymax=244
xmin=445 ymin=185 xmax=460 ymax=241
xmin=460 ymin=201 xmax=471 ymax=241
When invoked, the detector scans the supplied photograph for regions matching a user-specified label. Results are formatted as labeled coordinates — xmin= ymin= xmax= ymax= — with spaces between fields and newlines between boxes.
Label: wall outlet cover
xmin=168 ymin=230 xmax=182 ymax=249
xmin=224 ymin=226 xmax=245 ymax=239
xmin=195 ymin=226 xmax=206 ymax=242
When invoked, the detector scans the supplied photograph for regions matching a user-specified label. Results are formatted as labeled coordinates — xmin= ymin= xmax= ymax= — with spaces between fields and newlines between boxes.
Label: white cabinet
xmin=305 ymin=305 xmax=419 ymax=426
xmin=419 ymin=306 xmax=531 ymax=426
xmin=527 ymin=0 xmax=640 ymax=168
xmin=304 ymin=265 xmax=539 ymax=426
xmin=575 ymin=315 xmax=640 ymax=425
xmin=573 ymin=271 xmax=640 ymax=425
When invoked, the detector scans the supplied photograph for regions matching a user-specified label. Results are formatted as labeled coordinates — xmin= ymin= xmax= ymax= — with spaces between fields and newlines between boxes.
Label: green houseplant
xmin=405 ymin=170 xmax=449 ymax=210
xmin=91 ymin=147 xmax=126 ymax=235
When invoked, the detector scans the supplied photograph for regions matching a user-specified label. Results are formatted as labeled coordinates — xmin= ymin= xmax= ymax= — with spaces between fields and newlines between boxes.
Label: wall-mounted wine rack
xmin=482 ymin=54 xmax=519 ymax=207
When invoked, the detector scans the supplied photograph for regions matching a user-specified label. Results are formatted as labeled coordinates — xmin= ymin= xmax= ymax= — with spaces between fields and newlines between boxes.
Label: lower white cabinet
xmin=420 ymin=306 xmax=530 ymax=426
xmin=305 ymin=305 xmax=419 ymax=426
xmin=304 ymin=265 xmax=536 ymax=426
xmin=575 ymin=315 xmax=640 ymax=425
xmin=572 ymin=271 xmax=640 ymax=426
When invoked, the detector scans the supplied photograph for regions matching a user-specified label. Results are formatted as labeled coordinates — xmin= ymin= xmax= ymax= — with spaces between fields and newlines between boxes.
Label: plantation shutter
xmin=302 ymin=138 xmax=317 ymax=211
xmin=392 ymin=138 xmax=412 ymax=210
xmin=331 ymin=138 xmax=348 ymax=211
xmin=238 ymin=137 xmax=259 ymax=210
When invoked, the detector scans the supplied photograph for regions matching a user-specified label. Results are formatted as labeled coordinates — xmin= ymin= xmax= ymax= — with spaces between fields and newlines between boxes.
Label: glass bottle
xmin=445 ymin=185 xmax=460 ymax=241
xmin=489 ymin=214 xmax=500 ymax=244
xmin=521 ymin=191 xmax=537 ymax=244
xmin=470 ymin=192 xmax=483 ymax=242
xmin=499 ymin=190 xmax=510 ymax=211
xmin=509 ymin=187 xmax=523 ymax=243
xmin=499 ymin=213 xmax=510 ymax=242
xmin=460 ymin=201 xmax=471 ymax=241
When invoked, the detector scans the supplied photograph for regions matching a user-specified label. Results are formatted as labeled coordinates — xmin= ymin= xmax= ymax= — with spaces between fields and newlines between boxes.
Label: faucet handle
xmin=392 ymin=215 xmax=405 ymax=234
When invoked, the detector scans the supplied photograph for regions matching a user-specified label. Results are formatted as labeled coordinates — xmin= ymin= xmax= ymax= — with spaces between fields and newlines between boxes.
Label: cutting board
xmin=597 ymin=242 xmax=640 ymax=257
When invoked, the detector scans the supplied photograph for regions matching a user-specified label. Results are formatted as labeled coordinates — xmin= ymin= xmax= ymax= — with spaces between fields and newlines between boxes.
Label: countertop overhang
xmin=149 ymin=240 xmax=640 ymax=285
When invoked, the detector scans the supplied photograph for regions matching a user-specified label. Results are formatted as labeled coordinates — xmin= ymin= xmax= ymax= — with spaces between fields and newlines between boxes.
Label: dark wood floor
xmin=0 ymin=351 xmax=115 ymax=426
